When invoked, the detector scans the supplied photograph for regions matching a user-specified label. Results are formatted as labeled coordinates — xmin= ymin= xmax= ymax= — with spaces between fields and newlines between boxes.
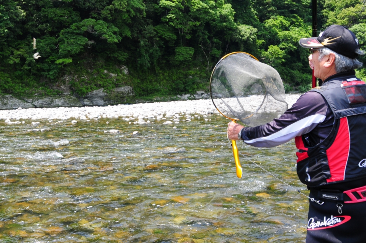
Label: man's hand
xmin=227 ymin=121 xmax=245 ymax=140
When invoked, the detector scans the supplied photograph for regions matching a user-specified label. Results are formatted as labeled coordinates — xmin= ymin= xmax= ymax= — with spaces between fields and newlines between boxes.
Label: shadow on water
xmin=0 ymin=114 xmax=308 ymax=242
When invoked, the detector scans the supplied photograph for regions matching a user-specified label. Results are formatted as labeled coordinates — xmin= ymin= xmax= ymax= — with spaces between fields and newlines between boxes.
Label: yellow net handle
xmin=210 ymin=52 xmax=259 ymax=179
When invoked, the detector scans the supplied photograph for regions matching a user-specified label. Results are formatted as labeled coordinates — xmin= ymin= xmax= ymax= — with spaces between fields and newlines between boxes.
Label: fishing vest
xmin=296 ymin=77 xmax=366 ymax=188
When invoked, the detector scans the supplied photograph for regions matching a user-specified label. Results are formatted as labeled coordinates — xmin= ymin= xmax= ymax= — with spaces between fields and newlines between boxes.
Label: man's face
xmin=309 ymin=49 xmax=323 ymax=79
xmin=308 ymin=48 xmax=338 ymax=81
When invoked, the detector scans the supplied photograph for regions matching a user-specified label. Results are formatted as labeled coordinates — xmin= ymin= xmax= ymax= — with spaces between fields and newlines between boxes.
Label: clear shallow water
xmin=0 ymin=114 xmax=308 ymax=242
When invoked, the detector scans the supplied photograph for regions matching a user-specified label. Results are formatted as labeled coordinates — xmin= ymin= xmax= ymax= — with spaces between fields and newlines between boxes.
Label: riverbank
xmin=0 ymin=94 xmax=301 ymax=123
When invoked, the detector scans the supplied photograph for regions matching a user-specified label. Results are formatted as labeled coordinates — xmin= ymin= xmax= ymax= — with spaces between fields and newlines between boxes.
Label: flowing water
xmin=0 ymin=114 xmax=308 ymax=242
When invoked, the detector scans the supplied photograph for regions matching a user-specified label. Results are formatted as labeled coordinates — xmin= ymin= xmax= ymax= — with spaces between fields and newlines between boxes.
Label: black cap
xmin=299 ymin=25 xmax=360 ymax=59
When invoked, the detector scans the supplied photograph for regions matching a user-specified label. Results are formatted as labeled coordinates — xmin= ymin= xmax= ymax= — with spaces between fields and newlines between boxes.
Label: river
xmin=0 ymin=101 xmax=307 ymax=242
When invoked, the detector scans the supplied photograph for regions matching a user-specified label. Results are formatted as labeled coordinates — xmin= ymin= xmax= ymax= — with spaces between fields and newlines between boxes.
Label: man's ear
xmin=323 ymin=53 xmax=336 ymax=68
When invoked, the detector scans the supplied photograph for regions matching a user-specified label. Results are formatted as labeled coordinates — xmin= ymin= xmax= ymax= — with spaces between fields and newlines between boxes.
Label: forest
xmin=1 ymin=0 xmax=366 ymax=101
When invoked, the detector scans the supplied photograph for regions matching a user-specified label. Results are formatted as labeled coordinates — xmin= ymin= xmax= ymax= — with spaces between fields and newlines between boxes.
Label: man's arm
xmin=227 ymin=91 xmax=330 ymax=147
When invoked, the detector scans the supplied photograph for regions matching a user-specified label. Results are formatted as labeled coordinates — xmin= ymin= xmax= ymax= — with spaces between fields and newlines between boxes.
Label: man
xmin=227 ymin=25 xmax=366 ymax=242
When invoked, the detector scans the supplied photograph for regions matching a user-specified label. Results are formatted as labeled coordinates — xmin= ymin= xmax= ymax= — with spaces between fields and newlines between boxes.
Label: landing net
xmin=210 ymin=52 xmax=288 ymax=126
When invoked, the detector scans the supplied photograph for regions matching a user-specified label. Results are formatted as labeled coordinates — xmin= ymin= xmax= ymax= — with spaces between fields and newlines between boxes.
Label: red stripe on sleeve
xmin=326 ymin=118 xmax=350 ymax=183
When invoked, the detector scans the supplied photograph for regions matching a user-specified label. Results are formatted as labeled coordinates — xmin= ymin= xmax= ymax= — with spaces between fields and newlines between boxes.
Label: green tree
xmin=323 ymin=0 xmax=366 ymax=27
xmin=0 ymin=1 xmax=26 ymax=64
xmin=2 ymin=0 xmax=365 ymax=98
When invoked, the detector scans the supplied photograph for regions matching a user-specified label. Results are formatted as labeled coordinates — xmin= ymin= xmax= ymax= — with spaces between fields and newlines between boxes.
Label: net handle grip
xmin=231 ymin=120 xmax=242 ymax=178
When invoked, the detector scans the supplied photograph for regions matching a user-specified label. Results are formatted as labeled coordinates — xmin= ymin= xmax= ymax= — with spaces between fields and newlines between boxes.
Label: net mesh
xmin=210 ymin=52 xmax=288 ymax=126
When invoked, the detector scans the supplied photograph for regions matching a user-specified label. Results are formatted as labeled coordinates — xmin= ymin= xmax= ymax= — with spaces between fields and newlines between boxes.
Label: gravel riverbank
xmin=0 ymin=94 xmax=301 ymax=123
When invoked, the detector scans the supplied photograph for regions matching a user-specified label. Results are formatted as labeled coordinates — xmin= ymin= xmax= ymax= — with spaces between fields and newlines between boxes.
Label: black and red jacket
xmin=240 ymin=70 xmax=366 ymax=188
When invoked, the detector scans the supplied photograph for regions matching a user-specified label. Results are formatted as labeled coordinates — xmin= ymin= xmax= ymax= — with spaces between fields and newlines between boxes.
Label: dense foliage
xmin=1 ymin=0 xmax=366 ymax=99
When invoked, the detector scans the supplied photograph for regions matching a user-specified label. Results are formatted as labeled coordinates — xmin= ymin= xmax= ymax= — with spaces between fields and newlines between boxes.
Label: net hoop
xmin=209 ymin=52 xmax=259 ymax=122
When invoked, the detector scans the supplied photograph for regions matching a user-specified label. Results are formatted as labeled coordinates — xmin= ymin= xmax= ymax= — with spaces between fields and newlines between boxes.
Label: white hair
xmin=318 ymin=48 xmax=363 ymax=73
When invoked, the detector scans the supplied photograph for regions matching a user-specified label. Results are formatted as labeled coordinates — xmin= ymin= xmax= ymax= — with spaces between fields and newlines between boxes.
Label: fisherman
xmin=227 ymin=25 xmax=366 ymax=242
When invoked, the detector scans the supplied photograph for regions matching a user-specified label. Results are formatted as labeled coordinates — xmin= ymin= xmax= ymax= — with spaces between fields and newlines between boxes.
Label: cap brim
xmin=299 ymin=37 xmax=324 ymax=49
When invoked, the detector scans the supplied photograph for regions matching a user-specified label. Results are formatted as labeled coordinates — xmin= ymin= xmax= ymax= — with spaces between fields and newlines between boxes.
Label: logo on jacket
xmin=359 ymin=159 xmax=366 ymax=167
xmin=308 ymin=215 xmax=351 ymax=230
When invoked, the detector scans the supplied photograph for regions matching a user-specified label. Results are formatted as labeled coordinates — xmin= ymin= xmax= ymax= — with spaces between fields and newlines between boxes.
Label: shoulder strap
xmin=312 ymin=80 xmax=366 ymax=119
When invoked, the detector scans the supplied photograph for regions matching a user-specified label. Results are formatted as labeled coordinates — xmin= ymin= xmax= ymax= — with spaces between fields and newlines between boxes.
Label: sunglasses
xmin=310 ymin=48 xmax=322 ymax=54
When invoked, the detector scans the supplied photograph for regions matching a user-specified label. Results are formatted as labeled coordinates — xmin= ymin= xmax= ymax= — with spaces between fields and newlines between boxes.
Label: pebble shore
xmin=0 ymin=94 xmax=301 ymax=124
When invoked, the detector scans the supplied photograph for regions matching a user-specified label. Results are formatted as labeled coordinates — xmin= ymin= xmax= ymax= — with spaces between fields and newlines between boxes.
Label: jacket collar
xmin=322 ymin=70 xmax=357 ymax=83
